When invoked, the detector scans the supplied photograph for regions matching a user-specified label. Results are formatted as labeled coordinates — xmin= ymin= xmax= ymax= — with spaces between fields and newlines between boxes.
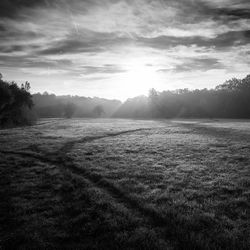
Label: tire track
xmin=0 ymin=127 xmax=208 ymax=249
xmin=54 ymin=158 xmax=206 ymax=250
xmin=0 ymin=129 xmax=176 ymax=248
xmin=0 ymin=128 xmax=149 ymax=161
xmin=59 ymin=128 xmax=150 ymax=153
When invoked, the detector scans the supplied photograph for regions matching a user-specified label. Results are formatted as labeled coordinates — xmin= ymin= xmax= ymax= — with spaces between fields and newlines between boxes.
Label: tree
xmin=215 ymin=78 xmax=242 ymax=91
xmin=115 ymin=74 xmax=250 ymax=119
xmin=148 ymin=88 xmax=161 ymax=117
xmin=92 ymin=105 xmax=104 ymax=117
xmin=64 ymin=102 xmax=76 ymax=118
xmin=21 ymin=81 xmax=31 ymax=91
xmin=0 ymin=73 xmax=35 ymax=128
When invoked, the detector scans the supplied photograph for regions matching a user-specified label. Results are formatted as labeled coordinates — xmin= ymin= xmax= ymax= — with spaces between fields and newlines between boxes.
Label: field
xmin=0 ymin=118 xmax=249 ymax=249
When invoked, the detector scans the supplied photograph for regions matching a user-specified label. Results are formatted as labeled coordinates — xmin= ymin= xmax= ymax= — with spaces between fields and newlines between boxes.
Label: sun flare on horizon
xmin=108 ymin=59 xmax=164 ymax=100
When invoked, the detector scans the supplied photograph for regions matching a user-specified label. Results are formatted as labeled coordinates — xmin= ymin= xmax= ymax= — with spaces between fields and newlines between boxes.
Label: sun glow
xmin=114 ymin=59 xmax=162 ymax=100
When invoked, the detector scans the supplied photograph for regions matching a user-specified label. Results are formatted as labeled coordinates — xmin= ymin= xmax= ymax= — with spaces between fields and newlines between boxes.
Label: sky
xmin=0 ymin=0 xmax=250 ymax=100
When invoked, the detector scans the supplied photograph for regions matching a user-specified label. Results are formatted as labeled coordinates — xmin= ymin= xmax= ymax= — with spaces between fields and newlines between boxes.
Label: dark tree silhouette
xmin=0 ymin=74 xmax=35 ymax=128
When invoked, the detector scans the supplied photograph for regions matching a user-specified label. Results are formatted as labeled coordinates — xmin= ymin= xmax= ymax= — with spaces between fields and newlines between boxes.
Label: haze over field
xmin=1 ymin=0 xmax=250 ymax=100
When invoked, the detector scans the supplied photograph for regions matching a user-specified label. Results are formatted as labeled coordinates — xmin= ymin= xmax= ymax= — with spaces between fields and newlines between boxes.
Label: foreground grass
xmin=0 ymin=118 xmax=249 ymax=249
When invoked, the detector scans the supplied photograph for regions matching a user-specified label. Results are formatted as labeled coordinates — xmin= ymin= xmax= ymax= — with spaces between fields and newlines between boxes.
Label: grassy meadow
xmin=0 ymin=119 xmax=249 ymax=249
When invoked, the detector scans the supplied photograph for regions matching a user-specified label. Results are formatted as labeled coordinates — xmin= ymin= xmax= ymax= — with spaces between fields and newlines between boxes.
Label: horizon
xmin=1 ymin=0 xmax=250 ymax=100
xmin=29 ymin=74 xmax=242 ymax=103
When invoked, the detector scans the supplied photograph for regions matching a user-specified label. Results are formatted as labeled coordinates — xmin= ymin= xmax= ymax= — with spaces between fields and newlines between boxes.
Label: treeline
xmin=0 ymin=73 xmax=121 ymax=128
xmin=0 ymin=74 xmax=35 ymax=128
xmin=33 ymin=93 xmax=121 ymax=118
xmin=1 ymin=73 xmax=250 ymax=128
xmin=113 ymin=74 xmax=250 ymax=119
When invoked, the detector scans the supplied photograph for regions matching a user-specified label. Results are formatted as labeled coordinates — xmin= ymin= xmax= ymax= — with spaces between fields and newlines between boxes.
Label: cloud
xmin=200 ymin=0 xmax=250 ymax=20
xmin=0 ymin=0 xmax=54 ymax=19
xmin=0 ymin=54 xmax=73 ymax=69
xmin=0 ymin=23 xmax=43 ymax=43
xmin=0 ymin=0 xmax=249 ymax=98
xmin=157 ymin=57 xmax=224 ymax=73
xmin=38 ymin=31 xmax=133 ymax=55
xmin=216 ymin=8 xmax=250 ymax=21
xmin=79 ymin=65 xmax=127 ymax=75
xmin=175 ymin=58 xmax=224 ymax=72
xmin=137 ymin=30 xmax=250 ymax=50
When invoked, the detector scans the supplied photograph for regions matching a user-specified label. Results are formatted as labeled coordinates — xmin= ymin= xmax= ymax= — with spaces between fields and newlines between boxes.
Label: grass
xmin=0 ymin=118 xmax=249 ymax=249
